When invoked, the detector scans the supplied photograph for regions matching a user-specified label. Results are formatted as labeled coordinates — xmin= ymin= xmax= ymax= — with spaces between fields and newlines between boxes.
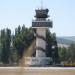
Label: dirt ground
xmin=0 ymin=67 xmax=75 ymax=75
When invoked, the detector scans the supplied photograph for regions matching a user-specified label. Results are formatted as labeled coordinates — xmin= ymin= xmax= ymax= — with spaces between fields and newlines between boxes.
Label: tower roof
xmin=35 ymin=9 xmax=49 ymax=18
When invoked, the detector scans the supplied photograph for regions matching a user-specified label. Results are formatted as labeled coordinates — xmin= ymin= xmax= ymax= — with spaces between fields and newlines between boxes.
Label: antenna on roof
xmin=41 ymin=0 xmax=43 ymax=9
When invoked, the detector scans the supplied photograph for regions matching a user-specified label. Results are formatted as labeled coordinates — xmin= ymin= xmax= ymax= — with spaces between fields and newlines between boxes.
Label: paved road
xmin=0 ymin=67 xmax=75 ymax=75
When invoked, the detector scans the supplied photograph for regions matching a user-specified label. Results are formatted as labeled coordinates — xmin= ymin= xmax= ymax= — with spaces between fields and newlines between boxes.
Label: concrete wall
xmin=36 ymin=28 xmax=46 ymax=57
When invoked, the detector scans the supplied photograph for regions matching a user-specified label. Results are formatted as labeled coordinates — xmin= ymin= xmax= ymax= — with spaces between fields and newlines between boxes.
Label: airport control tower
xmin=32 ymin=8 xmax=52 ymax=66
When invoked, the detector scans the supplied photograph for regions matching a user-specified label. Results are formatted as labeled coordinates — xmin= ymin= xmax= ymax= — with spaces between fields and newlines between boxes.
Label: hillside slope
xmin=56 ymin=36 xmax=75 ymax=45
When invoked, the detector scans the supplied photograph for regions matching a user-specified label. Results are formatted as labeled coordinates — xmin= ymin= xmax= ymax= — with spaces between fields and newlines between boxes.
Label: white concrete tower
xmin=32 ymin=8 xmax=52 ymax=65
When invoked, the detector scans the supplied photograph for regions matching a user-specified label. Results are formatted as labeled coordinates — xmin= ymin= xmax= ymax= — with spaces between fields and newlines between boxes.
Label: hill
xmin=62 ymin=36 xmax=75 ymax=41
xmin=56 ymin=36 xmax=75 ymax=45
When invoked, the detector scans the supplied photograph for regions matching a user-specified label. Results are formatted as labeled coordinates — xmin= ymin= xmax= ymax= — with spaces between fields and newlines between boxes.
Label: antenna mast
xmin=41 ymin=0 xmax=43 ymax=9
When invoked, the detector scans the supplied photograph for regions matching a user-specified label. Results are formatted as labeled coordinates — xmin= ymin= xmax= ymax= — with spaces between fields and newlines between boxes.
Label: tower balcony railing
xmin=32 ymin=19 xmax=52 ymax=28
xmin=32 ymin=18 xmax=51 ymax=21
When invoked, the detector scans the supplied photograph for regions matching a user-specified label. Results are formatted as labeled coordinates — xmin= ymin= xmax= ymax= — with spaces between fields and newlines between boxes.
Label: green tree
xmin=0 ymin=35 xmax=2 ymax=62
xmin=13 ymin=25 xmax=35 ymax=60
xmin=46 ymin=29 xmax=52 ymax=57
xmin=68 ymin=43 xmax=75 ymax=63
xmin=59 ymin=47 xmax=68 ymax=62
xmin=58 ymin=43 xmax=75 ymax=64
xmin=51 ymin=33 xmax=60 ymax=64
xmin=46 ymin=29 xmax=60 ymax=64
xmin=1 ymin=28 xmax=11 ymax=64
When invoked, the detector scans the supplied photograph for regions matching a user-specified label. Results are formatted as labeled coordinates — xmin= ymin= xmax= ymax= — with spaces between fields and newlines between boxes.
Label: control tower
xmin=32 ymin=8 xmax=52 ymax=66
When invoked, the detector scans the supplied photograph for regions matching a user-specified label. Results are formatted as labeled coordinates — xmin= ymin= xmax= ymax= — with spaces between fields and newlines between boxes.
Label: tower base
xmin=24 ymin=57 xmax=52 ymax=66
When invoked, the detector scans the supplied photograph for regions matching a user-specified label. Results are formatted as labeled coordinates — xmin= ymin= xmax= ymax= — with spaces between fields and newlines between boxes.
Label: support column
xmin=36 ymin=28 xmax=46 ymax=57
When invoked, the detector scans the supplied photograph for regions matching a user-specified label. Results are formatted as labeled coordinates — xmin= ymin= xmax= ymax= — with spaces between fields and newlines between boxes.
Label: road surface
xmin=0 ymin=67 xmax=75 ymax=75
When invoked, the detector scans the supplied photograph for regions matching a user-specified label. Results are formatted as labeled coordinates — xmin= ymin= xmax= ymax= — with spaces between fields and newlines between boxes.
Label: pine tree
xmin=1 ymin=29 xmax=11 ymax=64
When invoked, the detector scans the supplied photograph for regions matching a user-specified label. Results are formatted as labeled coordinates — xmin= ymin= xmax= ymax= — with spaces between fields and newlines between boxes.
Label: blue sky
xmin=0 ymin=0 xmax=75 ymax=36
